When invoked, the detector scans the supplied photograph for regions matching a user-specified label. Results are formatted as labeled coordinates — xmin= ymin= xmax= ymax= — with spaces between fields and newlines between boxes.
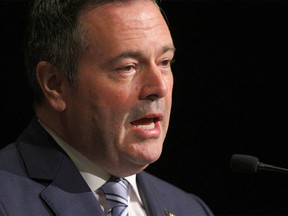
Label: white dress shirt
xmin=39 ymin=120 xmax=147 ymax=216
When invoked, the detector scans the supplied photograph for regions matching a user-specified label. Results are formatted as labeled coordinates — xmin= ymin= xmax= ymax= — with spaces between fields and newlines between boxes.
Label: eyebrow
xmin=161 ymin=45 xmax=176 ymax=55
xmin=108 ymin=45 xmax=176 ymax=65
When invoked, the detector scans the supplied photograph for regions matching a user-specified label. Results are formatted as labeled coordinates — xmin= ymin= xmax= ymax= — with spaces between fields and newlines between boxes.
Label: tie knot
xmin=101 ymin=177 xmax=129 ymax=216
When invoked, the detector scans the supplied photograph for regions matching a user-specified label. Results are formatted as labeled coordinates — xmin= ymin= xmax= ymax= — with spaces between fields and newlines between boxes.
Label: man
xmin=0 ymin=0 xmax=213 ymax=215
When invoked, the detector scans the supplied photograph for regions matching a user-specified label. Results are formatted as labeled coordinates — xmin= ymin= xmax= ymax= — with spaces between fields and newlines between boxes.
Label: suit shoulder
xmin=0 ymin=143 xmax=18 ymax=163
xmin=0 ymin=143 xmax=27 ymax=176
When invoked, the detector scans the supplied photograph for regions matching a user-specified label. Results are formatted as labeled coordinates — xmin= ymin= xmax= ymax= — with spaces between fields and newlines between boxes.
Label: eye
xmin=160 ymin=58 xmax=175 ymax=67
xmin=115 ymin=64 xmax=137 ymax=73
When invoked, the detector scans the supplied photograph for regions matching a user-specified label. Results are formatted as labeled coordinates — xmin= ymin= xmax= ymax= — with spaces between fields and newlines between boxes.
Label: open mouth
xmin=130 ymin=117 xmax=160 ymax=130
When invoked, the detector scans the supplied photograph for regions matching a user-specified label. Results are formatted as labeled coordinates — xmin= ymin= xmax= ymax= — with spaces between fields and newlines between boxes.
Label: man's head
xmin=25 ymin=0 xmax=159 ymax=103
xmin=29 ymin=0 xmax=175 ymax=177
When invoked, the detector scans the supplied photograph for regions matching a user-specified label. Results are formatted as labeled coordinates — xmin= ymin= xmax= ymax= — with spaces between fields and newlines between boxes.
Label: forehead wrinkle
xmin=117 ymin=20 xmax=168 ymax=43
xmin=109 ymin=5 xmax=164 ymax=37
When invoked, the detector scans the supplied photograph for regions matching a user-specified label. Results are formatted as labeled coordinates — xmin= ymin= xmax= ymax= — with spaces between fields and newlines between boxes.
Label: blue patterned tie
xmin=101 ymin=177 xmax=129 ymax=216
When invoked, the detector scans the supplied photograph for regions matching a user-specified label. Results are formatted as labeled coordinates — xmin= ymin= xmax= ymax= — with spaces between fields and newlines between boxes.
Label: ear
xmin=36 ymin=61 xmax=67 ymax=112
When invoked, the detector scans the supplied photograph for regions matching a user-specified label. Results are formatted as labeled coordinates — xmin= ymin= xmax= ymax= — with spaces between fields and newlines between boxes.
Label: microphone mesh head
xmin=230 ymin=154 xmax=259 ymax=173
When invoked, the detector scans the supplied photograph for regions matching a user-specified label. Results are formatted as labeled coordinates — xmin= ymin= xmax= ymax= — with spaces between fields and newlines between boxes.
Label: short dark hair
xmin=25 ymin=0 xmax=158 ymax=104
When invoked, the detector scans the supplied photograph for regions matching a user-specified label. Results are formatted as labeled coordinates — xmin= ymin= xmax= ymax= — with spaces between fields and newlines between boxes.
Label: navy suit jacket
xmin=0 ymin=119 xmax=213 ymax=216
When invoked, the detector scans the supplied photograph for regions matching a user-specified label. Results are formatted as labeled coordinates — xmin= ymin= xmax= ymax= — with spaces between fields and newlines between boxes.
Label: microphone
xmin=230 ymin=154 xmax=288 ymax=174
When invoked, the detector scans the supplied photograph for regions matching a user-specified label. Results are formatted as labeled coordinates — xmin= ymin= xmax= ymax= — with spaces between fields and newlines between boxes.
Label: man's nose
xmin=139 ymin=64 xmax=170 ymax=101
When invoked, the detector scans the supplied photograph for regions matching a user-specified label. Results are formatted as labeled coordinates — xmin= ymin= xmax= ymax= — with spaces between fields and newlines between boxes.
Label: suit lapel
xmin=41 ymin=184 xmax=103 ymax=216
xmin=40 ymin=155 xmax=104 ymax=216
xmin=16 ymin=119 xmax=104 ymax=216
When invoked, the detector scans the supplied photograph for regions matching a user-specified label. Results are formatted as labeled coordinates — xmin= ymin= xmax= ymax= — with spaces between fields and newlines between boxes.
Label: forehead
xmin=80 ymin=0 xmax=168 ymax=36
xmin=79 ymin=0 xmax=173 ymax=62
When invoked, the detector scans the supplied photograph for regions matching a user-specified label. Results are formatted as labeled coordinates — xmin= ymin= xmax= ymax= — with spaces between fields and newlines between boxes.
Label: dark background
xmin=1 ymin=1 xmax=287 ymax=215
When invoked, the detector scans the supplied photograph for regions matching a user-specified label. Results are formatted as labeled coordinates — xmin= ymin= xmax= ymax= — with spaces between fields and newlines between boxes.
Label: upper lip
xmin=130 ymin=112 xmax=164 ymax=124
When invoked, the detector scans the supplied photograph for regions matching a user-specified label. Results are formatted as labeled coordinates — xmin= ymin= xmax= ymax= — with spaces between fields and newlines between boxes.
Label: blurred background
xmin=1 ymin=1 xmax=287 ymax=215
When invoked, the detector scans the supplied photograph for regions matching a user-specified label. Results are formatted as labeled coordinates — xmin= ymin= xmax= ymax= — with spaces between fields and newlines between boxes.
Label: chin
xmin=121 ymin=138 xmax=164 ymax=168
xmin=113 ymin=149 xmax=162 ymax=177
xmin=134 ymin=148 xmax=163 ymax=166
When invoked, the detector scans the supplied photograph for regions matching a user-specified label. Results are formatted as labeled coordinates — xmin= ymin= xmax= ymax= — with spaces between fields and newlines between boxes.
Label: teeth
xmin=135 ymin=122 xmax=155 ymax=130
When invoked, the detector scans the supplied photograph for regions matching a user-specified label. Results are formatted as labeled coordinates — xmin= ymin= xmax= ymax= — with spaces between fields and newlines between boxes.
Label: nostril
xmin=145 ymin=94 xmax=160 ymax=101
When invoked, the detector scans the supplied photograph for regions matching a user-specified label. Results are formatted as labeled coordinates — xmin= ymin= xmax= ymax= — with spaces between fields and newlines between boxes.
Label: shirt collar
xmin=38 ymin=120 xmax=143 ymax=202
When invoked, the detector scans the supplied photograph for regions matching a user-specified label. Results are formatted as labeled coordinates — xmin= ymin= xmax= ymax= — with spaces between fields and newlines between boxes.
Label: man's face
xmin=63 ymin=0 xmax=174 ymax=177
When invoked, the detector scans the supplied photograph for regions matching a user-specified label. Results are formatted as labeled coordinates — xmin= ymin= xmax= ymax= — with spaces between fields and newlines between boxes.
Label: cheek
xmin=101 ymin=82 xmax=137 ymax=112
xmin=168 ymin=78 xmax=174 ymax=105
xmin=102 ymin=89 xmax=133 ymax=113
xmin=92 ymin=85 xmax=135 ymax=137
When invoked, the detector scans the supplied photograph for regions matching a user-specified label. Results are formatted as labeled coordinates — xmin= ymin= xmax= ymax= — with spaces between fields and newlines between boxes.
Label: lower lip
xmin=131 ymin=121 xmax=161 ymax=138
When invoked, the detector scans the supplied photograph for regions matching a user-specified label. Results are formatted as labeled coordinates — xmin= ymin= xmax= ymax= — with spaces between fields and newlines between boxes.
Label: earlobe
xmin=36 ymin=61 xmax=67 ymax=112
